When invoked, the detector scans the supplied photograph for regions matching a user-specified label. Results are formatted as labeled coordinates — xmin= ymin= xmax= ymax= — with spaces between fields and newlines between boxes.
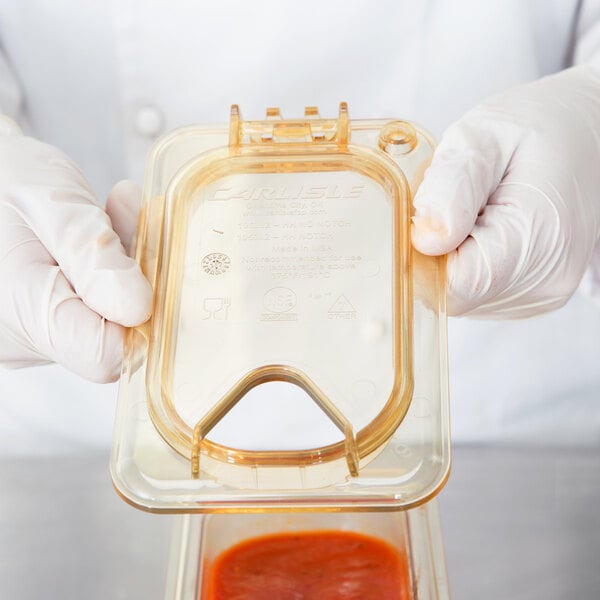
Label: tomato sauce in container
xmin=203 ymin=529 xmax=411 ymax=600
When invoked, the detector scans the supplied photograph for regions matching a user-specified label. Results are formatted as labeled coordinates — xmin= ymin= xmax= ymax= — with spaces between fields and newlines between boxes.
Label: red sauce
xmin=203 ymin=529 xmax=412 ymax=600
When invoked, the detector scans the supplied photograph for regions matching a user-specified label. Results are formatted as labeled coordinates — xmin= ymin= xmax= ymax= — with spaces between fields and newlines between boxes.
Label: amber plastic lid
xmin=111 ymin=105 xmax=449 ymax=513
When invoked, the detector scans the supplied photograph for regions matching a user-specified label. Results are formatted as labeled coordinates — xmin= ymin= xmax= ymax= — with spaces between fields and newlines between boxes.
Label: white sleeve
xmin=0 ymin=46 xmax=23 ymax=123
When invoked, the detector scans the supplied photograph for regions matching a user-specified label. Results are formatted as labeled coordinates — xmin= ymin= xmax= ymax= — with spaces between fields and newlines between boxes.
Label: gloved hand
xmin=0 ymin=120 xmax=152 ymax=382
xmin=412 ymin=64 xmax=600 ymax=318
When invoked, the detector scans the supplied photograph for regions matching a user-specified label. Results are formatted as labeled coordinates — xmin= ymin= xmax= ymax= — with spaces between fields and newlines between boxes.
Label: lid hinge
xmin=229 ymin=103 xmax=350 ymax=148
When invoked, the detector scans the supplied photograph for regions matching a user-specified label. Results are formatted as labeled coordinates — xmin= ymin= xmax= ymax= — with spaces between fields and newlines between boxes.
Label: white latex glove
xmin=0 ymin=123 xmax=152 ymax=382
xmin=412 ymin=64 xmax=600 ymax=319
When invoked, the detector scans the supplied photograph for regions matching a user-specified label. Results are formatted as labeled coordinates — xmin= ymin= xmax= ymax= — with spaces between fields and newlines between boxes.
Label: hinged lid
xmin=111 ymin=105 xmax=449 ymax=513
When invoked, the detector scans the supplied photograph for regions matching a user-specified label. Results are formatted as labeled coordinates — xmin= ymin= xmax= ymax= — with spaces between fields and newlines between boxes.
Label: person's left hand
xmin=412 ymin=64 xmax=600 ymax=319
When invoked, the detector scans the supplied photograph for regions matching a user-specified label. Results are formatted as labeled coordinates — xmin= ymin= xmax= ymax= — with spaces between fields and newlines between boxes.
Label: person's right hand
xmin=0 ymin=118 xmax=152 ymax=382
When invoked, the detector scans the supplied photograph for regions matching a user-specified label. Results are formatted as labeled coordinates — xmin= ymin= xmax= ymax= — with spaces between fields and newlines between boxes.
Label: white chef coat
xmin=0 ymin=0 xmax=599 ymax=455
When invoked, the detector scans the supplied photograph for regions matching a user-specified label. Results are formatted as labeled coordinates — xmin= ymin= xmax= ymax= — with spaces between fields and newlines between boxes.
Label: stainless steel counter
xmin=1 ymin=446 xmax=599 ymax=599
xmin=441 ymin=446 xmax=600 ymax=599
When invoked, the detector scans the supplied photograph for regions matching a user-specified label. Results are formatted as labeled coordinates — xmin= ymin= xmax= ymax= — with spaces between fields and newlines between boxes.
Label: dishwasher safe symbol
xmin=202 ymin=297 xmax=231 ymax=320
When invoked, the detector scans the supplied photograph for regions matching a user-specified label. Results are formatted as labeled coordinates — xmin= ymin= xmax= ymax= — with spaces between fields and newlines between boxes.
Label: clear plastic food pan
xmin=164 ymin=500 xmax=449 ymax=599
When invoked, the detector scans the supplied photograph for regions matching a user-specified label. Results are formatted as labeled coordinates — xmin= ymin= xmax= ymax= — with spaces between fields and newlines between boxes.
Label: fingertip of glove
xmin=412 ymin=180 xmax=476 ymax=254
xmin=411 ymin=215 xmax=455 ymax=255
xmin=107 ymin=179 xmax=142 ymax=212
xmin=117 ymin=272 xmax=153 ymax=327
xmin=98 ymin=267 xmax=153 ymax=327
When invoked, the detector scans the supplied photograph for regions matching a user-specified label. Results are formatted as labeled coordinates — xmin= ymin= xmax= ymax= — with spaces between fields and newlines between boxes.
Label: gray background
xmin=1 ymin=445 xmax=599 ymax=599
